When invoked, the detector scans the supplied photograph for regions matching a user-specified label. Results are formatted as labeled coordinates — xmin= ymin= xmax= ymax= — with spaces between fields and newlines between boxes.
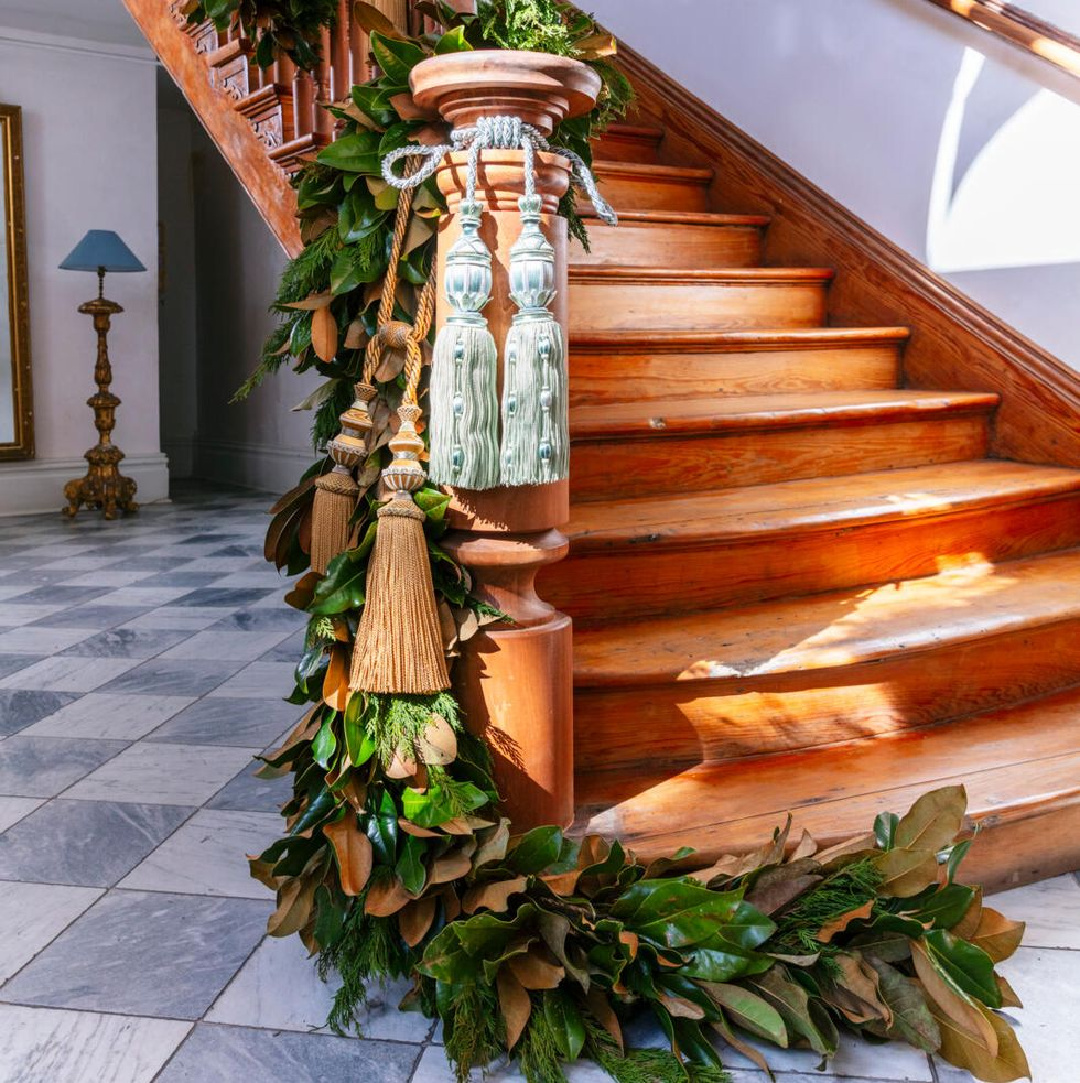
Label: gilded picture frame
xmin=0 ymin=103 xmax=33 ymax=461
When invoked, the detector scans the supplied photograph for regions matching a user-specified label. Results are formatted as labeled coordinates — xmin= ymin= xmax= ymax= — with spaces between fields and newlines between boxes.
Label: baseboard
xmin=193 ymin=438 xmax=314 ymax=495
xmin=0 ymin=452 xmax=170 ymax=517
xmin=619 ymin=44 xmax=1080 ymax=469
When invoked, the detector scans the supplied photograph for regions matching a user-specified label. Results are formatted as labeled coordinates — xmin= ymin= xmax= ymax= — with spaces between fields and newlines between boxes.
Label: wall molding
xmin=0 ymin=452 xmax=170 ymax=517
xmin=0 ymin=25 xmax=158 ymax=64
xmin=619 ymin=42 xmax=1080 ymax=469
xmin=194 ymin=438 xmax=312 ymax=496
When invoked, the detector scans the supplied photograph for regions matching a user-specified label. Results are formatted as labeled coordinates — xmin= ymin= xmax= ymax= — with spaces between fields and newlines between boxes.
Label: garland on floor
xmin=227 ymin=4 xmax=1031 ymax=1081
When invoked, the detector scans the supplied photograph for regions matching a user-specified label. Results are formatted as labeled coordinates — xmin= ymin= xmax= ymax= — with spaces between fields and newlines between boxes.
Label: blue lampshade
xmin=59 ymin=230 xmax=146 ymax=273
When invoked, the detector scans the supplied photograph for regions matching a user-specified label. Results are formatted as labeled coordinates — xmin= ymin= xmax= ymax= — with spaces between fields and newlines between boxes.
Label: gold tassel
xmin=309 ymin=384 xmax=374 ymax=575
xmin=350 ymin=403 xmax=450 ymax=695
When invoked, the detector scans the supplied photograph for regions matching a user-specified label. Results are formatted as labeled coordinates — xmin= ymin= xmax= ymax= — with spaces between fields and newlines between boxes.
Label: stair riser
xmin=570 ymin=415 xmax=990 ymax=500
xmin=543 ymin=492 xmax=1080 ymax=623
xmin=573 ymin=616 xmax=1080 ymax=778
xmin=589 ymin=171 xmax=711 ymax=212
xmin=570 ymin=221 xmax=763 ymax=269
xmin=568 ymin=278 xmax=829 ymax=334
xmin=568 ymin=344 xmax=902 ymax=405
xmin=592 ymin=129 xmax=663 ymax=164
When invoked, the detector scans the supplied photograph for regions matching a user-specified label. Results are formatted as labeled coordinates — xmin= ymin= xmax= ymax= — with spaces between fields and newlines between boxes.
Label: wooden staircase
xmin=129 ymin=1 xmax=1080 ymax=889
xmin=552 ymin=125 xmax=1080 ymax=888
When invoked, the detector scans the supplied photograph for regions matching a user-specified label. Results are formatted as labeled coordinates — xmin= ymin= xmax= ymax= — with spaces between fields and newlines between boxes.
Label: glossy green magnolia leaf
xmin=894 ymin=786 xmax=966 ymax=854
xmin=338 ymin=185 xmax=387 ymax=244
xmin=403 ymin=780 xmax=489 ymax=829
xmin=901 ymin=884 xmax=976 ymax=930
xmin=434 ymin=25 xmax=472 ymax=53
xmin=290 ymin=786 xmax=337 ymax=838
xmin=924 ymin=929 xmax=1001 ymax=1010
xmin=316 ymin=129 xmax=382 ymax=174
xmin=543 ymin=988 xmax=586 ymax=1062
xmin=677 ymin=945 xmax=774 ymax=983
xmin=509 ymin=826 xmax=565 ymax=875
xmin=370 ymin=32 xmax=426 ymax=84
xmin=364 ymin=789 xmax=398 ymax=865
xmin=344 ymin=695 xmax=377 ymax=767
xmin=309 ymin=523 xmax=378 ymax=615
xmin=311 ymin=715 xmax=338 ymax=769
xmin=451 ymin=903 xmax=540 ymax=961
xmin=351 ymin=83 xmax=397 ymax=128
xmin=396 ymin=833 xmax=428 ymax=897
xmin=748 ymin=967 xmax=837 ymax=1056
xmin=313 ymin=884 xmax=347 ymax=949
xmin=865 ymin=956 xmax=941 ymax=1052
xmin=874 ymin=811 xmax=899 ymax=851
xmin=704 ymin=982 xmax=788 ymax=1047
xmin=671 ymin=1016 xmax=724 ymax=1067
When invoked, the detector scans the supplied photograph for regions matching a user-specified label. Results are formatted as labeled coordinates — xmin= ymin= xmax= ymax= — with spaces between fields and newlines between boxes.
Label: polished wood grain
xmin=123 ymin=0 xmax=303 ymax=254
xmin=543 ymin=461 xmax=1080 ymax=621
xmin=589 ymin=161 xmax=714 ymax=212
xmin=921 ymin=0 xmax=1080 ymax=82
xmin=592 ymin=123 xmax=664 ymax=163
xmin=617 ymin=45 xmax=1080 ymax=467
xmin=568 ymin=328 xmax=907 ymax=404
xmin=570 ymin=211 xmax=767 ymax=269
xmin=568 ymin=267 xmax=833 ymax=332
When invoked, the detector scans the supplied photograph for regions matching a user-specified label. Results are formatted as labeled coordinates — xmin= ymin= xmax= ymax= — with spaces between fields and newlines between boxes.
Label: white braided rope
xmin=382 ymin=115 xmax=618 ymax=226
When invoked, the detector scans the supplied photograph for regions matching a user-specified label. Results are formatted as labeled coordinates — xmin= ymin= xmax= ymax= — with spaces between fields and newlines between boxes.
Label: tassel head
xmin=349 ymin=403 xmax=450 ymax=695
xmin=442 ymin=200 xmax=493 ymax=325
xmin=507 ymin=194 xmax=556 ymax=313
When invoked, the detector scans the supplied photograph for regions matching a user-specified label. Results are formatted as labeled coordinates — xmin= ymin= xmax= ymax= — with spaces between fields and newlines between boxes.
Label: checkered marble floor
xmin=0 ymin=482 xmax=1076 ymax=1083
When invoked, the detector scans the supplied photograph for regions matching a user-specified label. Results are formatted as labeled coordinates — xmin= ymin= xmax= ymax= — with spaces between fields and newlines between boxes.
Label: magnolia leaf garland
xmin=231 ymin=6 xmax=1029 ymax=1082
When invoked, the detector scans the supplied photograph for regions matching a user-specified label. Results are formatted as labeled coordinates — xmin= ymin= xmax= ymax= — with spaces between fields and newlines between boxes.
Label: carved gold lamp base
xmin=63 ymin=446 xmax=138 ymax=521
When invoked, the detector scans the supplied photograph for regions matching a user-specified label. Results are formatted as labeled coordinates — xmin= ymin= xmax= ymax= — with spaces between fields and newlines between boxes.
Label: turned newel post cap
xmin=409 ymin=50 xmax=601 ymax=136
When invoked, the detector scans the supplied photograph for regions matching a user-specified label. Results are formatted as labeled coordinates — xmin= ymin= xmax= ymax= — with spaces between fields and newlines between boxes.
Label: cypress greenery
xmin=222 ymin=4 xmax=1033 ymax=1081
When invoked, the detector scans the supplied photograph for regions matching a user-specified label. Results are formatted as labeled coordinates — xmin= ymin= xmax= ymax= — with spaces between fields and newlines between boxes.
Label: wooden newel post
xmin=411 ymin=53 xmax=601 ymax=831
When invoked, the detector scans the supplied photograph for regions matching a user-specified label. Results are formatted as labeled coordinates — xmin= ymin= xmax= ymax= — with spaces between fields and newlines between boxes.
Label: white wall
xmin=188 ymin=121 xmax=322 ymax=494
xmin=0 ymin=29 xmax=167 ymax=513
xmin=589 ymin=0 xmax=1080 ymax=369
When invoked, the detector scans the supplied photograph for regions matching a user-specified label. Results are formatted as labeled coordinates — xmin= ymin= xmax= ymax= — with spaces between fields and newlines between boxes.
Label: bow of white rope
xmin=382 ymin=115 xmax=618 ymax=226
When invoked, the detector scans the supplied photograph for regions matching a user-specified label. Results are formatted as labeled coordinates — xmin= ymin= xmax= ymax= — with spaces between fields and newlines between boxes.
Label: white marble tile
xmin=0 ymin=604 xmax=67 ymax=628
xmin=207 ymin=935 xmax=434 ymax=1041
xmin=118 ymin=608 xmax=229 ymax=632
xmin=991 ymin=875 xmax=1080 ymax=949
xmin=0 ymin=880 xmax=102 ymax=982
xmin=0 ymin=657 xmax=142 ymax=692
xmin=208 ymin=661 xmax=299 ymax=698
xmin=64 ymin=742 xmax=258 ymax=805
xmin=0 ymin=627 xmax=97 ymax=655
xmin=57 ymin=570 xmax=158 ymax=588
xmin=411 ymin=1046 xmax=611 ymax=1083
xmin=118 ymin=809 xmax=282 ymax=898
xmin=0 ymin=796 xmax=43 ymax=833
xmin=0 ymin=1005 xmax=191 ymax=1083
xmin=21 ymin=693 xmax=196 ymax=740
xmin=209 ymin=571 xmax=283 ymax=587
xmin=159 ymin=629 xmax=292 ymax=662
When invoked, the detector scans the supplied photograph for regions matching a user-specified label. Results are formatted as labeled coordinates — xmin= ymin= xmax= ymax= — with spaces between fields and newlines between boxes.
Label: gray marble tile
xmin=22 ymin=693 xmax=196 ymax=740
xmin=0 ymin=656 xmax=142 ymax=692
xmin=119 ymin=607 xmax=229 ymax=631
xmin=96 ymin=658 xmax=244 ymax=697
xmin=0 ymin=1004 xmax=192 ymax=1083
xmin=211 ymin=607 xmax=306 ymax=632
xmin=177 ymin=533 xmax=246 ymax=546
xmin=207 ymin=935 xmax=433 ymax=1040
xmin=59 ymin=627 xmax=191 ymax=660
xmin=170 ymin=587 xmax=277 ymax=609
xmin=159 ymin=629 xmax=291 ymax=663
xmin=110 ymin=555 xmax=195 ymax=572
xmin=260 ymin=629 xmax=305 ymax=662
xmin=29 ymin=605 xmax=153 ymax=629
xmin=94 ymin=586 xmax=196 ymax=608
xmin=411 ymin=1046 xmax=612 ymax=1083
xmin=136 ymin=571 xmax=229 ymax=588
xmin=0 ymin=654 xmax=44 ymax=680
xmin=0 ymin=799 xmax=194 ymax=886
xmin=991 ymin=875 xmax=1080 ymax=950
xmin=208 ymin=661 xmax=299 ymax=699
xmin=64 ymin=742 xmax=258 ymax=805
xmin=145 ymin=696 xmax=305 ymax=748
xmin=205 ymin=757 xmax=290 ymax=813
xmin=5 ymin=586 xmax=110 ymax=607
xmin=0 ymin=736 xmax=128 ymax=798
xmin=58 ymin=569 xmax=158 ymax=588
xmin=0 ymin=796 xmax=42 ymax=832
xmin=118 ymin=809 xmax=282 ymax=898
xmin=0 ymin=627 xmax=96 ymax=655
xmin=156 ymin=1023 xmax=420 ymax=1083
xmin=0 ymin=880 xmax=102 ymax=982
xmin=2 ymin=890 xmax=269 ymax=1018
xmin=0 ymin=603 xmax=68 ymax=628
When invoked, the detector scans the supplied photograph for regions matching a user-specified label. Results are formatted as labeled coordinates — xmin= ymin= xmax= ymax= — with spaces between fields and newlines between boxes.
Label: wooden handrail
xmin=922 ymin=0 xmax=1080 ymax=81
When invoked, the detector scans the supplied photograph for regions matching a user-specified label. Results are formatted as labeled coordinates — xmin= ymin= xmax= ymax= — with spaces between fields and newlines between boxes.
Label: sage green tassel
xmin=500 ymin=194 xmax=568 ymax=486
xmin=428 ymin=200 xmax=500 ymax=490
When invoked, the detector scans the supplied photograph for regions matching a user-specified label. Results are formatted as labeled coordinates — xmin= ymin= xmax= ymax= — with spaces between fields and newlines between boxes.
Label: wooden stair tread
xmin=566 ymin=460 xmax=1080 ymax=552
xmin=573 ymin=546 xmax=1080 ymax=687
xmin=569 ymin=266 xmax=834 ymax=284
xmin=571 ymin=326 xmax=911 ymax=349
xmin=575 ymin=209 xmax=769 ymax=228
xmin=592 ymin=160 xmax=714 ymax=183
xmin=570 ymin=389 xmax=999 ymax=439
xmin=574 ymin=685 xmax=1080 ymax=866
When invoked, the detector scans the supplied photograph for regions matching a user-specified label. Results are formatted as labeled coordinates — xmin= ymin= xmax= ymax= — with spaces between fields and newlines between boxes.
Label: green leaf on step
xmin=874 ymin=811 xmax=899 ymax=851
xmin=924 ymin=929 xmax=1001 ymax=1010
xmin=543 ymin=988 xmax=586 ymax=1061
xmin=704 ymin=982 xmax=788 ymax=1047
xmin=508 ymin=826 xmax=565 ymax=875
xmin=312 ymin=716 xmax=338 ymax=769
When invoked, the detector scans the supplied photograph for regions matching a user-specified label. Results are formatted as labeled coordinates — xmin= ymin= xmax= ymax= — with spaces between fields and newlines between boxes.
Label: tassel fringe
xmin=310 ymin=471 xmax=359 ymax=575
xmin=500 ymin=316 xmax=567 ymax=486
xmin=349 ymin=494 xmax=450 ymax=695
xmin=428 ymin=321 xmax=500 ymax=489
